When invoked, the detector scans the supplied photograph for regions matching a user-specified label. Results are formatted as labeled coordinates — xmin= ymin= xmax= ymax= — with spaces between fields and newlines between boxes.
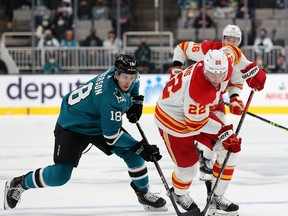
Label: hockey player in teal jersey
xmin=4 ymin=54 xmax=167 ymax=212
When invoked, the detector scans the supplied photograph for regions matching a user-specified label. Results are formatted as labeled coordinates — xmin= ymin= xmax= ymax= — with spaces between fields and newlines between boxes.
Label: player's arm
xmin=169 ymin=41 xmax=203 ymax=76
xmin=221 ymin=45 xmax=266 ymax=91
xmin=102 ymin=102 xmax=138 ymax=148
xmin=226 ymin=72 xmax=245 ymax=115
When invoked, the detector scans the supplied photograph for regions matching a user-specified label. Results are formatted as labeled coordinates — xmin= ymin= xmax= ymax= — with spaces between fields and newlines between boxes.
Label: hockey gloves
xmin=133 ymin=140 xmax=162 ymax=162
xmin=241 ymin=62 xmax=266 ymax=91
xmin=229 ymin=96 xmax=244 ymax=115
xmin=218 ymin=124 xmax=242 ymax=153
xmin=126 ymin=95 xmax=144 ymax=123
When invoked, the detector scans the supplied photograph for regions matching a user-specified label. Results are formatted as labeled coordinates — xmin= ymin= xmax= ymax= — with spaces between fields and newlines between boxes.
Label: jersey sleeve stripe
xmin=155 ymin=104 xmax=191 ymax=134
xmin=179 ymin=41 xmax=189 ymax=59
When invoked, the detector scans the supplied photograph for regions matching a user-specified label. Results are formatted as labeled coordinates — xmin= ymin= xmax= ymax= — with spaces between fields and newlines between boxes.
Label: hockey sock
xmin=22 ymin=162 xmax=73 ymax=188
xmin=128 ymin=163 xmax=149 ymax=193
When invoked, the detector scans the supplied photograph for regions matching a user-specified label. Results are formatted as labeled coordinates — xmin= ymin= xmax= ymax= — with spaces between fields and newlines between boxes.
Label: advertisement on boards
xmin=0 ymin=74 xmax=287 ymax=114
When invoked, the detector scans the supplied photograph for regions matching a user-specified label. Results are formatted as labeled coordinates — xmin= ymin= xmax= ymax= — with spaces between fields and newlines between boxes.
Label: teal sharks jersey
xmin=57 ymin=67 xmax=140 ymax=148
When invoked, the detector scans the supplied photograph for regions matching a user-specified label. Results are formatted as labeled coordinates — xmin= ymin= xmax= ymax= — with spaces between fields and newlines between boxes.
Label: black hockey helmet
xmin=114 ymin=54 xmax=139 ymax=74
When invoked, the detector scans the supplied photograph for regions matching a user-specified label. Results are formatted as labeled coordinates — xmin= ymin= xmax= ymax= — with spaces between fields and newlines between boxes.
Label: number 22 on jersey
xmin=162 ymin=71 xmax=206 ymax=115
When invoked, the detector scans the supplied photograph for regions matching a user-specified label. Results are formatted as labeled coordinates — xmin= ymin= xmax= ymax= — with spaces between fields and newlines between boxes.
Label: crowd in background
xmin=0 ymin=0 xmax=287 ymax=74
xmin=177 ymin=0 xmax=287 ymax=73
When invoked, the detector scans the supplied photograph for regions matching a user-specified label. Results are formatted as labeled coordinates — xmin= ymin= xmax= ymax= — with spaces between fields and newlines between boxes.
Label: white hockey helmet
xmin=222 ymin=24 xmax=242 ymax=45
xmin=204 ymin=50 xmax=228 ymax=74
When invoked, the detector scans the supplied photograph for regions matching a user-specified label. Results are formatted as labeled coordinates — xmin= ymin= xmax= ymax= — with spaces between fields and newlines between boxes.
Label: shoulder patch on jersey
xmin=189 ymin=61 xmax=217 ymax=105
xmin=113 ymin=88 xmax=126 ymax=103
xmin=222 ymin=45 xmax=242 ymax=65
xmin=201 ymin=41 xmax=223 ymax=54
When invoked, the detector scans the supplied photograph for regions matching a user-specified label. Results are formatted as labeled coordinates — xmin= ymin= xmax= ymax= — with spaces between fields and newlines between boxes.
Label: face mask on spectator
xmin=45 ymin=35 xmax=52 ymax=40
xmin=42 ymin=20 xmax=49 ymax=27
xmin=58 ymin=20 xmax=65 ymax=26
xmin=260 ymin=32 xmax=266 ymax=40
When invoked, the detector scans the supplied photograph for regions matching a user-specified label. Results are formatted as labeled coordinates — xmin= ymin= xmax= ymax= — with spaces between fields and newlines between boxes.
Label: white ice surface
xmin=0 ymin=114 xmax=288 ymax=216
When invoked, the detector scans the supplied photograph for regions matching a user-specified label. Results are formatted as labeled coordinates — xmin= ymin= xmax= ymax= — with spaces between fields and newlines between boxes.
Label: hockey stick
xmin=201 ymin=90 xmax=255 ymax=216
xmin=135 ymin=121 xmax=199 ymax=216
xmin=220 ymin=100 xmax=288 ymax=132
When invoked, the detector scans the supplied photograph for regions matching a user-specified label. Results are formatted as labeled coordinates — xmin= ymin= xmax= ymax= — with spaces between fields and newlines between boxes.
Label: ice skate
xmin=199 ymin=156 xmax=213 ymax=181
xmin=130 ymin=182 xmax=167 ymax=211
xmin=4 ymin=176 xmax=26 ymax=210
xmin=207 ymin=195 xmax=239 ymax=216
xmin=171 ymin=188 xmax=201 ymax=213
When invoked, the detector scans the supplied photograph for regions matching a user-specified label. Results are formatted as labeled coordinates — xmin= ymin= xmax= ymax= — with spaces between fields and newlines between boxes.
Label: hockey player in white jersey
xmin=155 ymin=49 xmax=241 ymax=215
xmin=169 ymin=24 xmax=266 ymax=182
xmin=160 ymin=42 xmax=266 ymax=215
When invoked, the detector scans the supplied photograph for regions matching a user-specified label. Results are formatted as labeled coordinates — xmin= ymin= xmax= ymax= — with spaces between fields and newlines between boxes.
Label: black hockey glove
xmin=126 ymin=95 xmax=144 ymax=123
xmin=132 ymin=140 xmax=162 ymax=162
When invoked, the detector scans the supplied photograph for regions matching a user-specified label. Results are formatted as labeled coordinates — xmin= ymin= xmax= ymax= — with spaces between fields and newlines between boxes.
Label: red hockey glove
xmin=241 ymin=62 xmax=266 ymax=91
xmin=218 ymin=124 xmax=242 ymax=153
xmin=229 ymin=96 xmax=244 ymax=115
xmin=168 ymin=66 xmax=182 ymax=76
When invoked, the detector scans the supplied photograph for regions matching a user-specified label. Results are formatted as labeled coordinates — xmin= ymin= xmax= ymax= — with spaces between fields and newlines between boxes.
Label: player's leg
xmin=159 ymin=129 xmax=201 ymax=213
xmin=4 ymin=123 xmax=90 ymax=210
xmin=196 ymin=135 xmax=215 ymax=181
xmin=197 ymin=109 xmax=226 ymax=182
xmin=208 ymin=142 xmax=239 ymax=216
xmin=112 ymin=146 xmax=167 ymax=211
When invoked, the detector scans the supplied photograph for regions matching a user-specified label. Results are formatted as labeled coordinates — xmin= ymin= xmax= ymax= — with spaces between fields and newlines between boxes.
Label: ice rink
xmin=1 ymin=114 xmax=288 ymax=216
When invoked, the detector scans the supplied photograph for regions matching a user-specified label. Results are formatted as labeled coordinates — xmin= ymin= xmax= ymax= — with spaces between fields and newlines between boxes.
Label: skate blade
xmin=3 ymin=181 xmax=10 ymax=210
xmin=199 ymin=173 xmax=212 ymax=181
xmin=207 ymin=209 xmax=239 ymax=216
xmin=143 ymin=205 xmax=168 ymax=212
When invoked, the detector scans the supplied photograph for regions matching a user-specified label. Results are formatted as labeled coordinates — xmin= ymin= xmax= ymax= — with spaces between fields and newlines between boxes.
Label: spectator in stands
xmin=62 ymin=0 xmax=73 ymax=18
xmin=42 ymin=53 xmax=62 ymax=74
xmin=37 ymin=29 xmax=60 ymax=48
xmin=60 ymin=29 xmax=78 ymax=47
xmin=253 ymin=28 xmax=274 ymax=55
xmin=213 ymin=0 xmax=235 ymax=20
xmin=235 ymin=0 xmax=255 ymax=19
xmin=80 ymin=29 xmax=103 ymax=47
xmin=51 ymin=7 xmax=73 ymax=41
xmin=60 ymin=29 xmax=78 ymax=66
xmin=110 ymin=0 xmax=131 ymax=36
xmin=91 ymin=0 xmax=110 ymax=20
xmin=78 ymin=0 xmax=92 ymax=20
xmin=35 ymin=14 xmax=51 ymax=40
xmin=134 ymin=36 xmax=153 ymax=74
xmin=80 ymin=29 xmax=103 ymax=66
xmin=273 ymin=54 xmax=287 ymax=73
xmin=103 ymin=30 xmax=122 ymax=55
xmin=34 ymin=4 xmax=50 ymax=28
xmin=193 ymin=9 xmax=213 ymax=28
xmin=183 ymin=9 xmax=197 ymax=28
